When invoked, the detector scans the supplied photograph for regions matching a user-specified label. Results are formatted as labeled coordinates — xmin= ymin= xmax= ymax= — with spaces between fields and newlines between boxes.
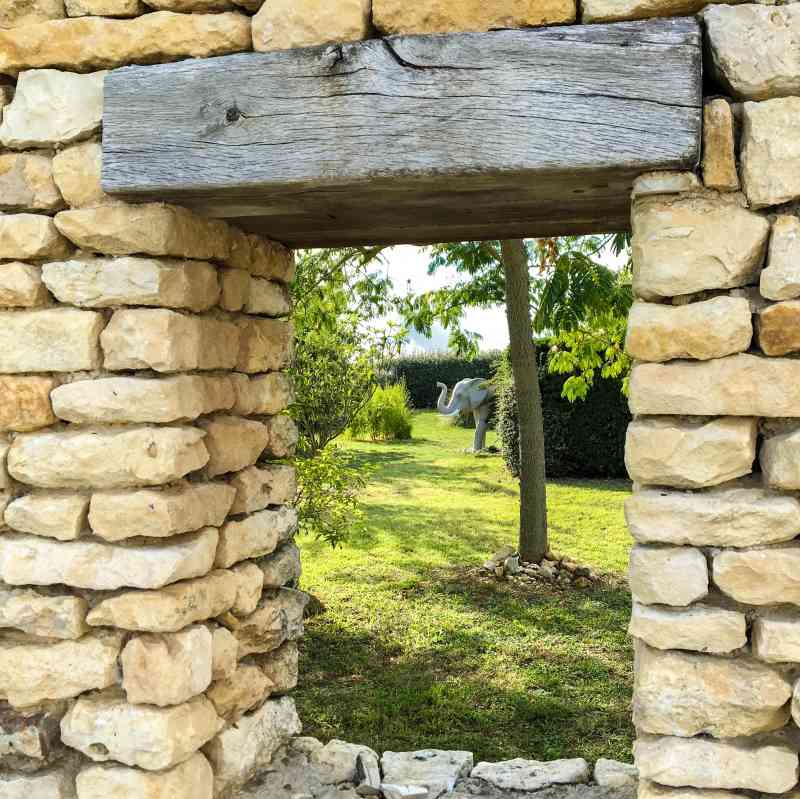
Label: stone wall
xmin=0 ymin=4 xmax=303 ymax=796
xmin=3 ymin=0 xmax=800 ymax=797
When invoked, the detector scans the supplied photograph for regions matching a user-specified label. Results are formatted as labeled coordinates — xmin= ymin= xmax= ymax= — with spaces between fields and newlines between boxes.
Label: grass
xmin=294 ymin=411 xmax=634 ymax=763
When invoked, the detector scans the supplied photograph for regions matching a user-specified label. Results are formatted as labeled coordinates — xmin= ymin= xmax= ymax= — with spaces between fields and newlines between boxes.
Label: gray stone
xmin=470 ymin=759 xmax=590 ymax=791
xmin=382 ymin=750 xmax=474 ymax=799
xmin=312 ymin=740 xmax=379 ymax=784
xmin=592 ymin=760 xmax=637 ymax=788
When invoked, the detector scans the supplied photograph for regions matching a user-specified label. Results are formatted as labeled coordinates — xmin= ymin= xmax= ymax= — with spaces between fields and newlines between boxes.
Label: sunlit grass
xmin=295 ymin=411 xmax=634 ymax=762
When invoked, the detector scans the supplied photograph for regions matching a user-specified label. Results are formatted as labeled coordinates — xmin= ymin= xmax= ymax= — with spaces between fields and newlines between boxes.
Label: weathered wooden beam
xmin=102 ymin=18 xmax=702 ymax=248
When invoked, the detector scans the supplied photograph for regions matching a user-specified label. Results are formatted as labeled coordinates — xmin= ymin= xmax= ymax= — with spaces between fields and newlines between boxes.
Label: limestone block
xmin=634 ymin=734 xmax=799 ymax=792
xmin=236 ymin=318 xmax=294 ymax=373
xmin=0 ymin=586 xmax=87 ymax=639
xmin=0 ymin=630 xmax=122 ymax=708
xmin=198 ymin=415 xmax=269 ymax=478
xmin=702 ymin=100 xmax=739 ymax=191
xmin=61 ymin=691 xmax=223 ymax=771
xmin=76 ymin=754 xmax=213 ymax=799
xmin=229 ymin=464 xmax=298 ymax=515
xmin=714 ymin=545 xmax=800 ymax=605
xmin=629 ymin=353 xmax=800 ymax=417
xmin=5 ymin=491 xmax=88 ymax=540
xmin=628 ymin=546 xmax=708 ymax=606
xmin=631 ymin=193 xmax=768 ymax=299
xmin=593 ymin=759 xmax=637 ymax=788
xmin=704 ymin=4 xmax=800 ymax=102
xmin=0 ymin=213 xmax=72 ymax=261
xmin=52 ymin=374 xmax=234 ymax=426
xmin=211 ymin=625 xmax=238 ymax=680
xmin=625 ymin=483 xmax=800 ymax=547
xmin=1 ymin=0 xmax=64 ymax=27
xmin=582 ymin=0 xmax=746 ymax=23
xmin=231 ymin=561 xmax=264 ymax=617
xmin=230 ymin=587 xmax=307 ymax=657
xmin=0 ymin=262 xmax=49 ymax=307
xmin=220 ymin=268 xmax=250 ymax=311
xmin=206 ymin=663 xmax=271 ymax=721
xmin=245 ymin=236 xmax=295 ymax=283
xmin=638 ymin=784 xmax=737 ymax=799
xmin=761 ymin=427 xmax=800 ymax=489
xmin=753 ymin=611 xmax=800 ymax=663
xmin=470 ymin=758 xmax=588 ymax=792
xmin=51 ymin=141 xmax=111 ymax=208
xmin=232 ymin=372 xmax=295 ymax=416
xmin=101 ymin=309 xmax=239 ymax=372
xmin=628 ymin=602 xmax=746 ymax=654
xmin=742 ymin=98 xmax=800 ymax=208
xmin=0 ymin=768 xmax=78 ymax=799
xmin=314 ymin=740 xmax=381 ymax=785
xmin=253 ymin=0 xmax=370 ymax=51
xmin=146 ymin=0 xmax=233 ymax=10
xmin=258 ymin=542 xmax=301 ymax=588
xmin=0 ymin=152 xmax=62 ymax=212
xmin=216 ymin=646 xmax=253 ymax=711
xmin=0 ymin=528 xmax=218 ymax=590
xmin=8 ymin=425 xmax=208 ymax=489
xmin=625 ymin=297 xmax=751 ymax=362
xmin=121 ymin=625 xmax=213 ymax=706
xmin=761 ymin=215 xmax=800 ymax=300
xmin=631 ymin=171 xmax=701 ymax=198
xmin=373 ymin=0 xmax=575 ymax=35
xmin=203 ymin=697 xmax=302 ymax=798
xmin=89 ymin=481 xmax=235 ymax=541
xmin=0 ymin=375 xmax=57 ymax=433
xmin=0 ymin=699 xmax=67 ymax=770
xmin=625 ymin=417 xmax=756 ymax=489
xmin=53 ymin=203 xmax=232 ymax=263
xmin=757 ymin=300 xmax=800 ymax=356
xmin=0 ymin=12 xmax=251 ymax=74
xmin=42 ymin=256 xmax=220 ymax=311
xmin=0 ymin=70 xmax=105 ymax=149
xmin=264 ymin=415 xmax=299 ymax=459
xmin=216 ymin=507 xmax=297 ymax=569
xmin=0 ymin=308 xmax=102 ymax=373
xmin=246 ymin=278 xmax=291 ymax=317
xmin=633 ymin=644 xmax=792 ymax=738
xmin=66 ymin=0 xmax=145 ymax=16
xmin=87 ymin=569 xmax=239 ymax=632
xmin=255 ymin=641 xmax=298 ymax=695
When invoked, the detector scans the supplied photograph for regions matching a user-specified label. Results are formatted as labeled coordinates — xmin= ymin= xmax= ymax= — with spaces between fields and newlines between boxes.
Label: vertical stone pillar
xmin=627 ymin=4 xmax=800 ymax=794
xmin=0 ymin=7 xmax=303 ymax=798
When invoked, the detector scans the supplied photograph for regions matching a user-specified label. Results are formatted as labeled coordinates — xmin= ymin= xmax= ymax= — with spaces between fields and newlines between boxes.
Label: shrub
xmin=295 ymin=445 xmax=366 ymax=548
xmin=386 ymin=352 xmax=501 ymax=409
xmin=349 ymin=383 xmax=414 ymax=442
xmin=495 ymin=349 xmax=630 ymax=479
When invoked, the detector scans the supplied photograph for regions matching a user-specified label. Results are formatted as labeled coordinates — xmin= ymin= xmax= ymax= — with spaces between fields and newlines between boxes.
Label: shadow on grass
xmin=295 ymin=583 xmax=633 ymax=763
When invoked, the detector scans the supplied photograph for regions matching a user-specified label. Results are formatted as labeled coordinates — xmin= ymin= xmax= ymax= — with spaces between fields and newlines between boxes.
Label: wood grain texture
xmin=102 ymin=18 xmax=702 ymax=247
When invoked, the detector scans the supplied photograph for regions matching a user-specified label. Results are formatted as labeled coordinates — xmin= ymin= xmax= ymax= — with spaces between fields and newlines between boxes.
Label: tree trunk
xmin=501 ymin=239 xmax=548 ymax=562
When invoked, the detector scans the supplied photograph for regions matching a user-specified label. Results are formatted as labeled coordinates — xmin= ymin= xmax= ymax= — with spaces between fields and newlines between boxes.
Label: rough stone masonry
xmin=2 ymin=0 xmax=800 ymax=797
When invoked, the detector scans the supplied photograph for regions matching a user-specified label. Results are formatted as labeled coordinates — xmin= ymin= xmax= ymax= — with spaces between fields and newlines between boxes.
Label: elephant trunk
xmin=436 ymin=382 xmax=461 ymax=417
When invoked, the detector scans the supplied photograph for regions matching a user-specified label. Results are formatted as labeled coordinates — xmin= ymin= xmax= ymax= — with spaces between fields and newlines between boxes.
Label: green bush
xmin=349 ymin=384 xmax=414 ymax=442
xmin=386 ymin=352 xmax=501 ymax=409
xmin=495 ymin=350 xmax=630 ymax=479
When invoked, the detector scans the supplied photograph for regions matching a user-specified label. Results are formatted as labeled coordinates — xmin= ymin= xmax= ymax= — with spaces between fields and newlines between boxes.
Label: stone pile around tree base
xmin=235 ymin=739 xmax=637 ymax=799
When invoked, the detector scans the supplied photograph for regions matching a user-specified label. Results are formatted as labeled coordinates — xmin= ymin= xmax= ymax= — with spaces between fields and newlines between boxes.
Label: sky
xmin=380 ymin=245 xmax=510 ymax=353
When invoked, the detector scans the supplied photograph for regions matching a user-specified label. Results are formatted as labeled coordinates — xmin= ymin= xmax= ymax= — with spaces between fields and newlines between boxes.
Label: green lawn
xmin=295 ymin=411 xmax=634 ymax=763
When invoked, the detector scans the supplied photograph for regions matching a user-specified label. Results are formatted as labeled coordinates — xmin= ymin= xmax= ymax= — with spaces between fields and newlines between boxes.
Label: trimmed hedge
xmin=496 ymin=349 xmax=630 ymax=479
xmin=386 ymin=352 xmax=501 ymax=410
xmin=388 ymin=350 xmax=630 ymax=478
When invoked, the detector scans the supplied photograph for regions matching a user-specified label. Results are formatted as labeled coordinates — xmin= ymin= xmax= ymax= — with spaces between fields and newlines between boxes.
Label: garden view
xmin=287 ymin=240 xmax=635 ymax=764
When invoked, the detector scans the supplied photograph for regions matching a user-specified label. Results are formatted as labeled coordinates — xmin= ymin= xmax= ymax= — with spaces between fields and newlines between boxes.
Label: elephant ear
xmin=465 ymin=378 xmax=492 ymax=406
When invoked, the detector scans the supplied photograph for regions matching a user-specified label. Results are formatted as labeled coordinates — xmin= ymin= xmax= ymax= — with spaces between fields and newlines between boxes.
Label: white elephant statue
xmin=436 ymin=378 xmax=496 ymax=452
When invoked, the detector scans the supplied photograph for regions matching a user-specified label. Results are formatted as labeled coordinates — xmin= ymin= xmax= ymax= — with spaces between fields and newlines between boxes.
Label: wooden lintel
xmin=101 ymin=17 xmax=702 ymax=248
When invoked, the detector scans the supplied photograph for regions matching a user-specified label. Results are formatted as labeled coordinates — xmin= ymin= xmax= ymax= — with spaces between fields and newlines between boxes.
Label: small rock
xmin=471 ymin=758 xmax=591 ymax=791
xmin=381 ymin=751 xmax=473 ymax=799
xmin=594 ymin=758 xmax=638 ymax=787
xmin=355 ymin=751 xmax=382 ymax=796
xmin=380 ymin=786 xmax=429 ymax=799
xmin=503 ymin=555 xmax=520 ymax=575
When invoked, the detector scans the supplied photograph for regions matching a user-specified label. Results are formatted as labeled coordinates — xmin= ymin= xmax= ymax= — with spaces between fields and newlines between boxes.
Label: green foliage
xmin=387 ymin=351 xmax=501 ymax=409
xmin=495 ymin=350 xmax=630 ymax=479
xmin=349 ymin=383 xmax=414 ymax=442
xmin=295 ymin=445 xmax=367 ymax=548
